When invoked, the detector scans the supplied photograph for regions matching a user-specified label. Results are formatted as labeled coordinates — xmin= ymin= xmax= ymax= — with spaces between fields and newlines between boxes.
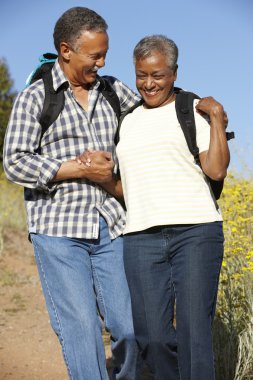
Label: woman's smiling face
xmin=135 ymin=52 xmax=177 ymax=108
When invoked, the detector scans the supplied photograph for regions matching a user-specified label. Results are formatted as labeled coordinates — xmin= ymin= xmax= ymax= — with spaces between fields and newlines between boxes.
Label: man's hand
xmin=76 ymin=150 xmax=114 ymax=183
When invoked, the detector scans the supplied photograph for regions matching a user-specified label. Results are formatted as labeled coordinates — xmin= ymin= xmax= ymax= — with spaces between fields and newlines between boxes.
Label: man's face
xmin=63 ymin=30 xmax=109 ymax=87
xmin=135 ymin=52 xmax=177 ymax=108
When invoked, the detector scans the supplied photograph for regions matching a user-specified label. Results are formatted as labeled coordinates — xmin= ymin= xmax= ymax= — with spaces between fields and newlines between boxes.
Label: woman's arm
xmin=196 ymin=97 xmax=230 ymax=181
xmin=100 ymin=176 xmax=124 ymax=200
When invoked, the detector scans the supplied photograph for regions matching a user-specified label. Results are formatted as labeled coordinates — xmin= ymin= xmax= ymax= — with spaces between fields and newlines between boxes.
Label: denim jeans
xmin=30 ymin=216 xmax=140 ymax=380
xmin=124 ymin=222 xmax=224 ymax=380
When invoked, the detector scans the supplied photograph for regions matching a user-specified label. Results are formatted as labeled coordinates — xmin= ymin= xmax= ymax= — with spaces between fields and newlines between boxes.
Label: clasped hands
xmin=76 ymin=150 xmax=114 ymax=183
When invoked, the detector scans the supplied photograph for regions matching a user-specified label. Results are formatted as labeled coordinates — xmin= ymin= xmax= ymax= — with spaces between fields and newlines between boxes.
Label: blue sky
xmin=1 ymin=0 xmax=253 ymax=178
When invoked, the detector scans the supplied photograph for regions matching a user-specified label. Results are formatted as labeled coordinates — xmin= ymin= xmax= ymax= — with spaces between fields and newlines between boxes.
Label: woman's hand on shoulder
xmin=196 ymin=97 xmax=228 ymax=128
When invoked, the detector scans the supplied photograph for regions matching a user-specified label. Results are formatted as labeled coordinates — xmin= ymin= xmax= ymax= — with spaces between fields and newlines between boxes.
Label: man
xmin=3 ymin=7 xmax=141 ymax=380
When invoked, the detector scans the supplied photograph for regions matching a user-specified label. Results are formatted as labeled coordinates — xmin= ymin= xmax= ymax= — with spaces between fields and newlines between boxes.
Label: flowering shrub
xmin=214 ymin=173 xmax=253 ymax=380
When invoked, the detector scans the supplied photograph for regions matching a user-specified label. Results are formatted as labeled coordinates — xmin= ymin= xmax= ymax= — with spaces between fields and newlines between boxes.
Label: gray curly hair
xmin=133 ymin=35 xmax=178 ymax=71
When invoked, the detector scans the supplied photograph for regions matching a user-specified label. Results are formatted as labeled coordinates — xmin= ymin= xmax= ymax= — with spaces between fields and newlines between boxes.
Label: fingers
xmin=75 ymin=150 xmax=114 ymax=172
xmin=90 ymin=151 xmax=112 ymax=161
xmin=76 ymin=151 xmax=91 ymax=165
xmin=196 ymin=97 xmax=226 ymax=118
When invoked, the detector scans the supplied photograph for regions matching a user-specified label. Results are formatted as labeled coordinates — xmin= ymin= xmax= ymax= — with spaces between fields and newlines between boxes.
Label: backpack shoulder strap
xmin=38 ymin=69 xmax=67 ymax=148
xmin=175 ymin=88 xmax=224 ymax=201
xmin=97 ymin=76 xmax=121 ymax=122
xmin=175 ymin=88 xmax=200 ymax=165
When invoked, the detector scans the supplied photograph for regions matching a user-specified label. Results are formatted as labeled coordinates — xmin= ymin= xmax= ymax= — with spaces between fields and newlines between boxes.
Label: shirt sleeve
xmin=102 ymin=76 xmax=141 ymax=112
xmin=194 ymin=99 xmax=211 ymax=154
xmin=3 ymin=87 xmax=61 ymax=192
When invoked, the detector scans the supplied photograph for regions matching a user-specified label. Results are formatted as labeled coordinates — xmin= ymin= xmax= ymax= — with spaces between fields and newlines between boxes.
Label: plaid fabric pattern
xmin=3 ymin=60 xmax=140 ymax=239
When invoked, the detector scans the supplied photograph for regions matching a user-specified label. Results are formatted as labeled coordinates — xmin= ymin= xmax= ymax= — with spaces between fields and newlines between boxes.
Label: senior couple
xmin=4 ymin=6 xmax=229 ymax=380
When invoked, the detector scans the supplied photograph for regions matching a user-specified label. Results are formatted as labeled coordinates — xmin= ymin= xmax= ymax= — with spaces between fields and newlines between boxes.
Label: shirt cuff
xmin=37 ymin=157 xmax=62 ymax=193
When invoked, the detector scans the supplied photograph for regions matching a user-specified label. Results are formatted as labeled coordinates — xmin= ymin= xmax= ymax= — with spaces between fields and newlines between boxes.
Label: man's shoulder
xmin=12 ymin=80 xmax=45 ymax=115
xmin=100 ymin=75 xmax=121 ymax=84
xmin=100 ymin=75 xmax=128 ymax=91
xmin=20 ymin=79 xmax=45 ymax=99
xmin=100 ymin=75 xmax=140 ymax=107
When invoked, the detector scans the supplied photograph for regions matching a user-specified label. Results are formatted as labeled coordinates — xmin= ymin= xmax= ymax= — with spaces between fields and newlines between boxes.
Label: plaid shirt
xmin=3 ymin=60 xmax=140 ymax=239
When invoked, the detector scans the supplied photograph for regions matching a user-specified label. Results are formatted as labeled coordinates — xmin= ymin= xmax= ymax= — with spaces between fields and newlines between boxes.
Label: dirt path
xmin=0 ymin=229 xmax=73 ymax=379
xmin=0 ymin=229 xmax=150 ymax=380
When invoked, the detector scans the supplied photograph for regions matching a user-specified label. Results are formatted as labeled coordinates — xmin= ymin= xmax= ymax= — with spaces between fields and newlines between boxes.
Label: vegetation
xmin=0 ymin=58 xmax=17 ymax=162
xmin=214 ymin=174 xmax=253 ymax=380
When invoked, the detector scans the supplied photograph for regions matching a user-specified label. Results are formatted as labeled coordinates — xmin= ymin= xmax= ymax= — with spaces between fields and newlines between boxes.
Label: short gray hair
xmin=133 ymin=35 xmax=178 ymax=70
xmin=53 ymin=7 xmax=108 ymax=53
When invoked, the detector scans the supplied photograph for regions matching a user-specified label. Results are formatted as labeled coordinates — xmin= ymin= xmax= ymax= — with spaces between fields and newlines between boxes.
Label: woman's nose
xmin=145 ymin=77 xmax=155 ymax=88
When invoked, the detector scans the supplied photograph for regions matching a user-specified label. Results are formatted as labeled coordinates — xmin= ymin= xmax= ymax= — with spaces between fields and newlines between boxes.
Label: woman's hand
xmin=196 ymin=97 xmax=228 ymax=128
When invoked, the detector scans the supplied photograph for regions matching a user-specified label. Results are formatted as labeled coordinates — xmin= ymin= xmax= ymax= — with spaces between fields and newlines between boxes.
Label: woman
xmin=79 ymin=35 xmax=229 ymax=380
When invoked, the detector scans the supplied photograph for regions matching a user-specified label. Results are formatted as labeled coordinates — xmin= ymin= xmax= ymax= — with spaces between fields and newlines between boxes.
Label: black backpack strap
xmin=175 ymin=88 xmax=222 ymax=202
xmin=226 ymin=131 xmax=235 ymax=140
xmin=38 ymin=70 xmax=68 ymax=149
xmin=175 ymin=88 xmax=200 ymax=165
xmin=97 ymin=76 xmax=121 ymax=122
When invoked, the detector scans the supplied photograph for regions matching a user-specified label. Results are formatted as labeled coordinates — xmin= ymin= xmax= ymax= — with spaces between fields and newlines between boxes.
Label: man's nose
xmin=96 ymin=56 xmax=106 ymax=68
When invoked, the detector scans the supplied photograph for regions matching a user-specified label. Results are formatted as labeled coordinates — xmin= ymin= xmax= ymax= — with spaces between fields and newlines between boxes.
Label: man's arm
xmin=53 ymin=152 xmax=113 ymax=183
xmin=3 ymin=90 xmax=62 ymax=192
xmin=3 ymin=90 xmax=113 ymax=190
xmin=102 ymin=76 xmax=140 ymax=112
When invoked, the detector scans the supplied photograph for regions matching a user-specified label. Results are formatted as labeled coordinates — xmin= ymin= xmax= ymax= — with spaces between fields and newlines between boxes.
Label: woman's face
xmin=135 ymin=52 xmax=177 ymax=108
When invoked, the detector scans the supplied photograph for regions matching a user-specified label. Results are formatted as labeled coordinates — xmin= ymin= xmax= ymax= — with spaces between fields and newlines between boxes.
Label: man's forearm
xmin=52 ymin=159 xmax=87 ymax=181
xmin=52 ymin=158 xmax=113 ymax=183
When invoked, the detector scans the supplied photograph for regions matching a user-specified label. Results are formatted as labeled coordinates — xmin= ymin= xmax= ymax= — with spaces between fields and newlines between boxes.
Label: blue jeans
xmin=30 ymin=216 xmax=140 ymax=380
xmin=123 ymin=222 xmax=224 ymax=380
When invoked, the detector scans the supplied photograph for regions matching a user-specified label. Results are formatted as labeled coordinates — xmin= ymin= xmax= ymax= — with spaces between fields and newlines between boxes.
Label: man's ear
xmin=60 ymin=42 xmax=71 ymax=61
